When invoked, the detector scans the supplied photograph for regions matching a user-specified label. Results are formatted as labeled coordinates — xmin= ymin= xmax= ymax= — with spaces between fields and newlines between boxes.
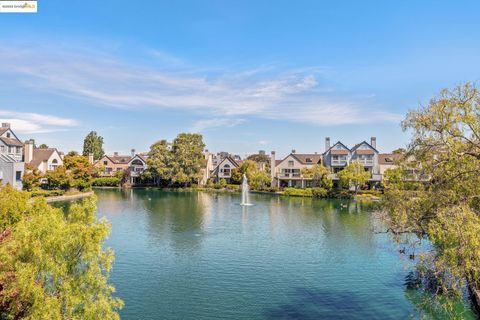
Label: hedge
xmin=92 ymin=177 xmax=121 ymax=187
xmin=30 ymin=189 xmax=66 ymax=197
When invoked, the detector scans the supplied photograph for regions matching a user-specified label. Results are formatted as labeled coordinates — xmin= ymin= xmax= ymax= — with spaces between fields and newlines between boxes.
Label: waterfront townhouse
xmin=211 ymin=155 xmax=240 ymax=183
xmin=127 ymin=153 xmax=149 ymax=184
xmin=94 ymin=151 xmax=133 ymax=176
xmin=24 ymin=139 xmax=63 ymax=174
xmin=270 ymin=150 xmax=322 ymax=188
xmin=378 ymin=153 xmax=402 ymax=176
xmin=0 ymin=123 xmax=24 ymax=189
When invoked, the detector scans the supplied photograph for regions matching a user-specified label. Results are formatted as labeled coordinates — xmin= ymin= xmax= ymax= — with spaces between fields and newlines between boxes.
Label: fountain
xmin=240 ymin=174 xmax=252 ymax=206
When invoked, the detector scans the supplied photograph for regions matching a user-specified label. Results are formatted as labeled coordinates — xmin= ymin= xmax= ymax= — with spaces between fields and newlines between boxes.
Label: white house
xmin=128 ymin=154 xmax=148 ymax=184
xmin=0 ymin=123 xmax=24 ymax=189
xmin=270 ymin=150 xmax=322 ymax=188
xmin=211 ymin=156 xmax=239 ymax=183
xmin=24 ymin=139 xmax=63 ymax=173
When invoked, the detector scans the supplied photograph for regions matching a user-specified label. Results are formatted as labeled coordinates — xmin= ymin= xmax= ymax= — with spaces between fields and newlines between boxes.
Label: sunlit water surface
xmin=62 ymin=189 xmax=477 ymax=319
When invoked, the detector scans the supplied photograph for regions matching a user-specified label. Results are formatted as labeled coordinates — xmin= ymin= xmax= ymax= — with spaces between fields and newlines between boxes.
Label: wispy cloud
xmin=192 ymin=118 xmax=245 ymax=132
xmin=0 ymin=42 xmax=402 ymax=129
xmin=0 ymin=110 xmax=78 ymax=134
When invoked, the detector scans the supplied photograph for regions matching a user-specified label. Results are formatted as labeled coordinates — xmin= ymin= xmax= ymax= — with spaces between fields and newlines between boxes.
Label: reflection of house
xmin=128 ymin=154 xmax=149 ymax=184
xmin=270 ymin=150 xmax=322 ymax=188
xmin=0 ymin=123 xmax=24 ymax=189
xmin=211 ymin=156 xmax=239 ymax=183
xmin=94 ymin=152 xmax=132 ymax=176
xmin=24 ymin=140 xmax=63 ymax=173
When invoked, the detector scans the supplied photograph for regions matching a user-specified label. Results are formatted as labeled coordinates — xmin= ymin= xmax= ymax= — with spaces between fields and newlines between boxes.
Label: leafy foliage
xmin=231 ymin=160 xmax=271 ymax=190
xmin=0 ymin=185 xmax=122 ymax=319
xmin=63 ymin=154 xmax=94 ymax=191
xmin=301 ymin=164 xmax=333 ymax=189
xmin=146 ymin=133 xmax=205 ymax=187
xmin=383 ymin=82 xmax=480 ymax=298
xmin=82 ymin=131 xmax=104 ymax=161
xmin=337 ymin=161 xmax=370 ymax=193
xmin=92 ymin=177 xmax=121 ymax=187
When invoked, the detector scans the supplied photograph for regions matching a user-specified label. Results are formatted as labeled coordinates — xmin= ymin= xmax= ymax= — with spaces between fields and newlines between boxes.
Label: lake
xmin=76 ymin=189 xmax=476 ymax=319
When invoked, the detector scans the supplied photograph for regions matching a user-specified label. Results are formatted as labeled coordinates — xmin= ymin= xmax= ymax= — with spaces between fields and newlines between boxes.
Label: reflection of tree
xmin=404 ymin=272 xmax=477 ymax=319
xmin=141 ymin=190 xmax=209 ymax=252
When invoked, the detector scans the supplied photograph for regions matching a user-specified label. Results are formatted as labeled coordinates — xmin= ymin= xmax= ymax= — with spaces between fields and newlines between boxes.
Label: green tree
xmin=37 ymin=143 xmax=49 ymax=149
xmin=170 ymin=133 xmax=205 ymax=186
xmin=146 ymin=139 xmax=172 ymax=185
xmin=231 ymin=160 xmax=271 ymax=190
xmin=44 ymin=166 xmax=72 ymax=190
xmin=22 ymin=164 xmax=43 ymax=191
xmin=337 ymin=161 xmax=370 ymax=193
xmin=301 ymin=164 xmax=333 ymax=189
xmin=0 ymin=185 xmax=122 ymax=319
xmin=64 ymin=154 xmax=94 ymax=191
xmin=82 ymin=131 xmax=104 ymax=161
xmin=246 ymin=153 xmax=270 ymax=171
xmin=383 ymin=82 xmax=480 ymax=299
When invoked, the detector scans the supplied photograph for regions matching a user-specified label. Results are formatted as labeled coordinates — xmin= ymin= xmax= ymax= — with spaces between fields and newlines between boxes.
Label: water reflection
xmin=79 ymin=189 xmax=476 ymax=320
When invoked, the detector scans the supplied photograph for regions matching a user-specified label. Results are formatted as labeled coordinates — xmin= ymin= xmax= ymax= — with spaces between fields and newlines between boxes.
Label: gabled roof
xmin=323 ymin=141 xmax=350 ymax=155
xmin=128 ymin=154 xmax=148 ymax=165
xmin=275 ymin=153 xmax=322 ymax=167
xmin=378 ymin=153 xmax=402 ymax=165
xmin=212 ymin=156 xmax=239 ymax=174
xmin=30 ymin=148 xmax=61 ymax=168
xmin=96 ymin=154 xmax=131 ymax=165
xmin=0 ymin=127 xmax=9 ymax=136
xmin=351 ymin=141 xmax=379 ymax=153
xmin=0 ymin=137 xmax=23 ymax=147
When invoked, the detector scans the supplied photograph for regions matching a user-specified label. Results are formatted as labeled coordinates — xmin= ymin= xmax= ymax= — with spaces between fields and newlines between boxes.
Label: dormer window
xmin=6 ymin=133 xmax=10 ymax=138
xmin=305 ymin=158 xmax=312 ymax=163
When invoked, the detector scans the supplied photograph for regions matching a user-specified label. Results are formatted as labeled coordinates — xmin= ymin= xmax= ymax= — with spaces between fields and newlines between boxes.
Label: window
xmin=16 ymin=146 xmax=21 ymax=154
xmin=15 ymin=171 xmax=21 ymax=181
xmin=8 ymin=147 xmax=12 ymax=153
xmin=305 ymin=158 xmax=312 ymax=163
xmin=288 ymin=160 xmax=294 ymax=167
xmin=6 ymin=133 xmax=10 ymax=138
xmin=131 ymin=159 xmax=143 ymax=166
xmin=0 ymin=146 xmax=4 ymax=152
xmin=103 ymin=161 xmax=108 ymax=165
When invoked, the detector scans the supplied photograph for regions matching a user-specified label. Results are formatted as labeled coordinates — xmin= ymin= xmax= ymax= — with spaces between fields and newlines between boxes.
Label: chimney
xmin=131 ymin=149 xmax=136 ymax=157
xmin=1 ymin=123 xmax=10 ymax=128
xmin=88 ymin=153 xmax=94 ymax=164
xmin=114 ymin=152 xmax=119 ymax=156
xmin=325 ymin=137 xmax=330 ymax=151
xmin=24 ymin=139 xmax=34 ymax=163
xmin=270 ymin=151 xmax=276 ymax=182
xmin=291 ymin=149 xmax=296 ymax=154
xmin=371 ymin=137 xmax=377 ymax=149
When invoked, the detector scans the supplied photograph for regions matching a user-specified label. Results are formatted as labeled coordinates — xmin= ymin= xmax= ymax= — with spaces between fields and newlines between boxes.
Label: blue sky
xmin=1 ymin=0 xmax=480 ymax=157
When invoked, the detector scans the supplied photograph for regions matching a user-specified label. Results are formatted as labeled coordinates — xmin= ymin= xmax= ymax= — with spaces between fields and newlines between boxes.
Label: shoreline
xmin=44 ymin=191 xmax=95 ymax=203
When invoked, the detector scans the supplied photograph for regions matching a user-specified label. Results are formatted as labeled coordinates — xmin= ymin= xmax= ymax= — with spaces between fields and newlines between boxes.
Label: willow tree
xmin=383 ymin=82 xmax=480 ymax=298
xmin=0 ymin=185 xmax=122 ymax=319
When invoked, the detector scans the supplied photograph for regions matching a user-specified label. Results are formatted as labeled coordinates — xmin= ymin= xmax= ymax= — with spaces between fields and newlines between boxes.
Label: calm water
xmin=80 ymin=189 xmax=475 ymax=319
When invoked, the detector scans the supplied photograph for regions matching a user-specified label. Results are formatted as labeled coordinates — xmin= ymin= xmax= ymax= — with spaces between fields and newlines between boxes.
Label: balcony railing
xmin=356 ymin=159 xmax=374 ymax=166
xmin=331 ymin=159 xmax=347 ymax=166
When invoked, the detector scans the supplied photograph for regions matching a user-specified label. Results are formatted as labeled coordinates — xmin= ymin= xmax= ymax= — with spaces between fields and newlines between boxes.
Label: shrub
xmin=283 ymin=188 xmax=313 ymax=197
xmin=30 ymin=189 xmax=66 ymax=197
xmin=92 ymin=177 xmax=121 ymax=187
xmin=311 ymin=188 xmax=328 ymax=198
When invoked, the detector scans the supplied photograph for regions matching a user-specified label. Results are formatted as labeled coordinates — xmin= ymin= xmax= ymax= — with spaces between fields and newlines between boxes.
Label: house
xmin=24 ymin=139 xmax=63 ymax=173
xmin=322 ymin=137 xmax=381 ymax=187
xmin=379 ymin=153 xmax=402 ymax=176
xmin=211 ymin=156 xmax=239 ymax=183
xmin=270 ymin=150 xmax=322 ymax=188
xmin=0 ymin=123 xmax=24 ymax=189
xmin=94 ymin=151 xmax=132 ymax=177
xmin=127 ymin=153 xmax=149 ymax=184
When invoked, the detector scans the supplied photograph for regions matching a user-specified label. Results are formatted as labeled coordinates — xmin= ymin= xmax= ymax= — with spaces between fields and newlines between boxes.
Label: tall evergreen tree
xmin=82 ymin=131 xmax=104 ymax=161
